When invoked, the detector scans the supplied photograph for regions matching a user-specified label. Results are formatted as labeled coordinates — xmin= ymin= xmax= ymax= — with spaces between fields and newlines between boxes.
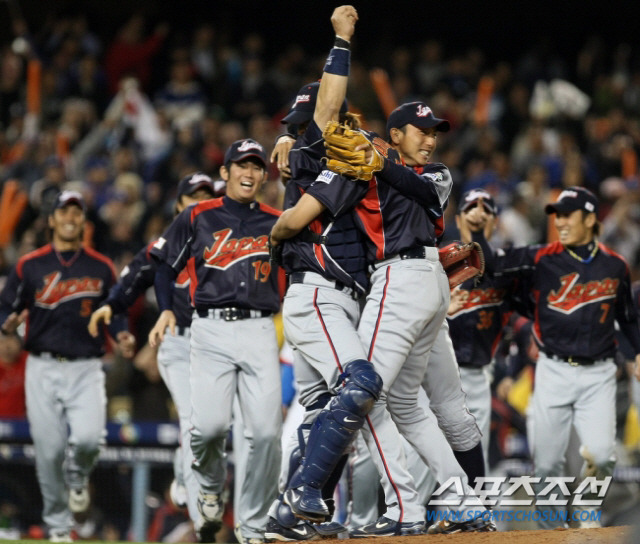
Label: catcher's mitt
xmin=322 ymin=120 xmax=384 ymax=180
xmin=438 ymin=241 xmax=485 ymax=289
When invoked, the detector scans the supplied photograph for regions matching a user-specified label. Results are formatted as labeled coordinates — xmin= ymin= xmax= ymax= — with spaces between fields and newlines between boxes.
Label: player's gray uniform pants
xmin=189 ymin=313 xmax=282 ymax=539
xmin=532 ymin=353 xmax=617 ymax=529
xmin=25 ymin=355 xmax=106 ymax=533
xmin=280 ymin=273 xmax=424 ymax=523
xmin=458 ymin=365 xmax=491 ymax=470
xmin=359 ymin=251 xmax=484 ymax=520
xmin=157 ymin=330 xmax=200 ymax=523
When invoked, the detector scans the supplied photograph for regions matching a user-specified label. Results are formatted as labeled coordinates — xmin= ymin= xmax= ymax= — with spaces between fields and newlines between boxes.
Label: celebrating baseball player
xmin=442 ymin=189 xmax=515 ymax=467
xmin=87 ymin=172 xmax=217 ymax=539
xmin=265 ymin=5 xmax=401 ymax=541
xmin=474 ymin=186 xmax=640 ymax=528
xmin=147 ymin=139 xmax=282 ymax=544
xmin=0 ymin=190 xmax=134 ymax=543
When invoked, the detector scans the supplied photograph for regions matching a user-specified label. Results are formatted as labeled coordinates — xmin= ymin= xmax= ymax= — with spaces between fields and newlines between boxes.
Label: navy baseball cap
xmin=457 ymin=189 xmax=498 ymax=215
xmin=281 ymin=81 xmax=348 ymax=125
xmin=52 ymin=190 xmax=85 ymax=212
xmin=544 ymin=187 xmax=599 ymax=215
xmin=224 ymin=139 xmax=267 ymax=168
xmin=177 ymin=172 xmax=216 ymax=199
xmin=386 ymin=101 xmax=450 ymax=139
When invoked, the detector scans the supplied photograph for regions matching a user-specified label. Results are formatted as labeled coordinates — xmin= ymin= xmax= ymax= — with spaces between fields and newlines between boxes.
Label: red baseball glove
xmin=438 ymin=241 xmax=485 ymax=289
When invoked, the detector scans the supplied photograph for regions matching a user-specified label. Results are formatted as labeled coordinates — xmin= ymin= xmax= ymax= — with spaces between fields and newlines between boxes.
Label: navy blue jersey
xmin=447 ymin=273 xmax=515 ymax=368
xmin=351 ymin=132 xmax=452 ymax=261
xmin=0 ymin=244 xmax=117 ymax=358
xmin=107 ymin=241 xmax=193 ymax=328
xmin=281 ymin=121 xmax=370 ymax=293
xmin=150 ymin=196 xmax=281 ymax=313
xmin=493 ymin=240 xmax=640 ymax=360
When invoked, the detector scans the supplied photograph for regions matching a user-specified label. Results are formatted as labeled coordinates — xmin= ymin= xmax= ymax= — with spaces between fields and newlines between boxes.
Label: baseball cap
xmin=386 ymin=101 xmax=450 ymax=139
xmin=52 ymin=190 xmax=86 ymax=212
xmin=177 ymin=172 xmax=216 ymax=199
xmin=457 ymin=189 xmax=498 ymax=215
xmin=544 ymin=186 xmax=599 ymax=215
xmin=224 ymin=139 xmax=267 ymax=168
xmin=281 ymin=81 xmax=348 ymax=125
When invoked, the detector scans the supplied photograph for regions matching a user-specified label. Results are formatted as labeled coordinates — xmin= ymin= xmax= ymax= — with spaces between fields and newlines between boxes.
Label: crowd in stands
xmin=1 ymin=10 xmax=639 ymax=415
xmin=1 ymin=7 xmax=640 ymax=541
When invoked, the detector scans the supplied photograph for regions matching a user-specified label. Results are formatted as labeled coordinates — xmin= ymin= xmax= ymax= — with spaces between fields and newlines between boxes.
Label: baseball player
xmin=474 ymin=186 xmax=640 ymax=528
xmin=264 ymin=6 xmax=396 ymax=540
xmin=0 ymin=190 xmax=134 ymax=543
xmin=344 ymin=102 xmax=494 ymax=535
xmin=442 ymin=189 xmax=516 ymax=467
xmin=273 ymin=88 xmax=495 ymax=534
xmin=87 ymin=172 xmax=217 ymax=539
xmin=147 ymin=139 xmax=282 ymax=544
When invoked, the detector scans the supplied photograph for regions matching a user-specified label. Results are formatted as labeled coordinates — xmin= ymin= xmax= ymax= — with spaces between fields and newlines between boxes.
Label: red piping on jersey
xmin=186 ymin=256 xmax=197 ymax=302
xmin=84 ymin=245 xmax=117 ymax=279
xmin=598 ymin=242 xmax=631 ymax=272
xmin=191 ymin=197 xmax=224 ymax=221
xmin=534 ymin=241 xmax=564 ymax=264
xmin=491 ymin=310 xmax=513 ymax=357
xmin=355 ymin=180 xmax=385 ymax=261
xmin=532 ymin=288 xmax=543 ymax=347
xmin=16 ymin=244 xmax=53 ymax=278
xmin=312 ymin=288 xmax=345 ymax=374
xmin=257 ymin=201 xmax=283 ymax=217
xmin=309 ymin=217 xmax=326 ymax=270
xmin=362 ymin=266 xmax=405 ymax=520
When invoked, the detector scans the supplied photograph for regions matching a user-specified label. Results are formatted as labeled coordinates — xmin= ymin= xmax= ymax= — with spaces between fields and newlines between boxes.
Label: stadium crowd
xmin=1 ymin=5 xmax=640 ymax=542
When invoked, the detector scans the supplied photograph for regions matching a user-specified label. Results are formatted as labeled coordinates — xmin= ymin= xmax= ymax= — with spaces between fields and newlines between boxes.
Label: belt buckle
xmin=57 ymin=354 xmax=68 ymax=362
xmin=568 ymin=357 xmax=579 ymax=367
xmin=224 ymin=308 xmax=238 ymax=321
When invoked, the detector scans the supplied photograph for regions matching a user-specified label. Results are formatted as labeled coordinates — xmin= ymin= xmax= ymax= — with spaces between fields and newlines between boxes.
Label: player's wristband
xmin=323 ymin=47 xmax=350 ymax=76
xmin=334 ymin=36 xmax=350 ymax=50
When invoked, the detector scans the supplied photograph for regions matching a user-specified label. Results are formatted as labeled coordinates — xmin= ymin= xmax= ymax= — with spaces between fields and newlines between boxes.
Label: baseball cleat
xmin=49 ymin=529 xmax=73 ymax=543
xmin=314 ymin=520 xmax=348 ymax=538
xmin=427 ymin=516 xmax=497 ymax=534
xmin=284 ymin=486 xmax=329 ymax=523
xmin=265 ymin=516 xmax=320 ymax=542
xmin=197 ymin=490 xmax=224 ymax=523
xmin=349 ymin=516 xmax=425 ymax=537
xmin=68 ymin=487 xmax=90 ymax=514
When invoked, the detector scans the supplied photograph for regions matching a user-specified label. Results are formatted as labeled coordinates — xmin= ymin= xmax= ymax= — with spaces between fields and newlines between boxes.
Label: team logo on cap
xmin=465 ymin=189 xmax=491 ymax=203
xmin=557 ymin=189 xmax=578 ymax=201
xmin=293 ymin=94 xmax=311 ymax=108
xmin=416 ymin=104 xmax=432 ymax=117
xmin=189 ymin=173 xmax=212 ymax=185
xmin=237 ymin=140 xmax=264 ymax=153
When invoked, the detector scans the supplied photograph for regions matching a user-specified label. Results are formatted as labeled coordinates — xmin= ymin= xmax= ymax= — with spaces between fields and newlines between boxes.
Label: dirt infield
xmin=322 ymin=526 xmax=635 ymax=544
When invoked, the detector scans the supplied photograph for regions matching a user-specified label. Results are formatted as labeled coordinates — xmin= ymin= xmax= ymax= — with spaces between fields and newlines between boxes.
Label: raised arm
xmin=313 ymin=5 xmax=358 ymax=130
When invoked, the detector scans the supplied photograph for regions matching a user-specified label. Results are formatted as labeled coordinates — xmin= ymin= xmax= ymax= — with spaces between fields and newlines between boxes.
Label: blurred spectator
xmin=104 ymin=15 xmax=169 ymax=95
xmin=154 ymin=52 xmax=207 ymax=130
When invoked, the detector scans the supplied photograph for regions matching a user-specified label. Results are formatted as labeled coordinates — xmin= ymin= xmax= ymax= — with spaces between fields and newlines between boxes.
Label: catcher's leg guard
xmin=286 ymin=360 xmax=382 ymax=522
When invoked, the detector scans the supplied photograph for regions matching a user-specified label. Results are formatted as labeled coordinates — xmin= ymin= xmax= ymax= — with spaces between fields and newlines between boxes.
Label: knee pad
xmin=343 ymin=359 xmax=383 ymax=400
